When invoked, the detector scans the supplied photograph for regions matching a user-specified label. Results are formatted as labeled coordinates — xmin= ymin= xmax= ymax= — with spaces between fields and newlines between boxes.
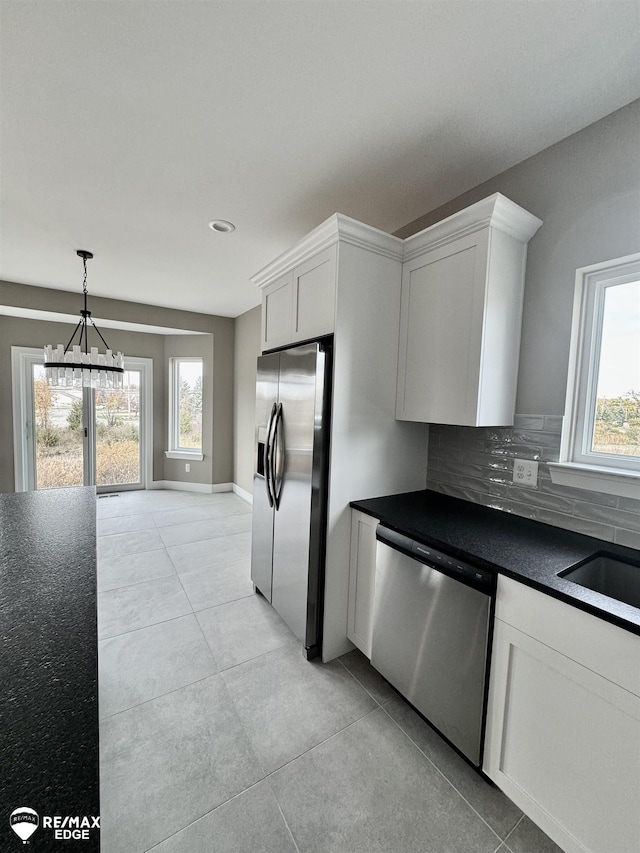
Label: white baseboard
xmin=211 ymin=482 xmax=235 ymax=493
xmin=150 ymin=480 xmax=227 ymax=494
xmin=233 ymin=483 xmax=253 ymax=505
xmin=150 ymin=481 xmax=247 ymax=498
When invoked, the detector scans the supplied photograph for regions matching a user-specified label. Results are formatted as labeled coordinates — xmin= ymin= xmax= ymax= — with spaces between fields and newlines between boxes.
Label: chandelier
xmin=44 ymin=250 xmax=124 ymax=389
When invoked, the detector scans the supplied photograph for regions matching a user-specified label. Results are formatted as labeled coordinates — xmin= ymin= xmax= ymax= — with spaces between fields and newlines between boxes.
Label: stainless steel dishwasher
xmin=371 ymin=525 xmax=496 ymax=767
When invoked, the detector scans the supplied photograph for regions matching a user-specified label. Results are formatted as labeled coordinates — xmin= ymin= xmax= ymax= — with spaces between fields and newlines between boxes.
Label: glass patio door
xmin=31 ymin=362 xmax=88 ymax=489
xmin=13 ymin=349 xmax=150 ymax=492
xmin=95 ymin=369 xmax=143 ymax=490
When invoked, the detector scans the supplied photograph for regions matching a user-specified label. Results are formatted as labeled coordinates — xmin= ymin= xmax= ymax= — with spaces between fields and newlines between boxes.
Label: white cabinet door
xmin=261 ymin=271 xmax=293 ymax=352
xmin=347 ymin=510 xmax=379 ymax=657
xmin=396 ymin=194 xmax=541 ymax=426
xmin=260 ymin=246 xmax=336 ymax=352
xmin=484 ymin=580 xmax=640 ymax=853
xmin=291 ymin=245 xmax=337 ymax=343
xmin=396 ymin=229 xmax=489 ymax=425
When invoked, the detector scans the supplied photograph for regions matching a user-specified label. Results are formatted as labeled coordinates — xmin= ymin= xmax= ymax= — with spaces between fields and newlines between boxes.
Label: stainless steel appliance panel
xmin=372 ymin=541 xmax=491 ymax=765
xmin=250 ymin=352 xmax=279 ymax=602
xmin=271 ymin=344 xmax=327 ymax=646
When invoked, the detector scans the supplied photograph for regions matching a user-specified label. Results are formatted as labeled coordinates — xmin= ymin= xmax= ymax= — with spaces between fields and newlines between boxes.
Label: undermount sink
xmin=559 ymin=554 xmax=640 ymax=610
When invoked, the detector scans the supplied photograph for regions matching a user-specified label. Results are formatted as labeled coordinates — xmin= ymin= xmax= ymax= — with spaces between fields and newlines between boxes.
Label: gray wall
xmin=0 ymin=280 xmax=235 ymax=491
xmin=397 ymin=100 xmax=640 ymax=544
xmin=396 ymin=98 xmax=640 ymax=416
xmin=233 ymin=306 xmax=261 ymax=495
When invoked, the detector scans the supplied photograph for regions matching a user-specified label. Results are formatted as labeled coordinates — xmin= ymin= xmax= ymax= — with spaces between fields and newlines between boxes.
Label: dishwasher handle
xmin=376 ymin=525 xmax=495 ymax=595
xmin=376 ymin=525 xmax=415 ymax=556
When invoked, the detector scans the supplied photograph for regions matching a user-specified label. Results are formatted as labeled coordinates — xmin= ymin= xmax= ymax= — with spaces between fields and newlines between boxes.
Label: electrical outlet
xmin=512 ymin=458 xmax=538 ymax=487
xmin=185 ymin=463 xmax=190 ymax=473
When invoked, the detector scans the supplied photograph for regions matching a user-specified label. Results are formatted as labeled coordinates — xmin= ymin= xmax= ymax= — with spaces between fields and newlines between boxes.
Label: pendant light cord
xmin=83 ymin=254 xmax=89 ymax=353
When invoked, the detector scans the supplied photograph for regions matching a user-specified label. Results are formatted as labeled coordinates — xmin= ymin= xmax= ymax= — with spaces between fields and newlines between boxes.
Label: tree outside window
xmin=590 ymin=279 xmax=640 ymax=459
xmin=170 ymin=358 xmax=203 ymax=452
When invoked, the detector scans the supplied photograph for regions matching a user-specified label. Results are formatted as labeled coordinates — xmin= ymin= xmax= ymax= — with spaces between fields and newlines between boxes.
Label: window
xmin=550 ymin=253 xmax=640 ymax=498
xmin=167 ymin=357 xmax=204 ymax=460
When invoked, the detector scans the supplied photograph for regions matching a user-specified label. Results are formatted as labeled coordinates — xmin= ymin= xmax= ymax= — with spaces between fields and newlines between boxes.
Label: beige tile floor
xmin=97 ymin=489 xmax=562 ymax=853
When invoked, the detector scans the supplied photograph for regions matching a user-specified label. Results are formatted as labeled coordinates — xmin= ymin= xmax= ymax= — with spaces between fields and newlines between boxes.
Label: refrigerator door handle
xmin=264 ymin=402 xmax=277 ymax=508
xmin=271 ymin=402 xmax=284 ymax=510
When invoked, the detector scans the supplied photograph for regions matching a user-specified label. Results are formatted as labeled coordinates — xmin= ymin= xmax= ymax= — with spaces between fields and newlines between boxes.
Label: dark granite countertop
xmin=351 ymin=489 xmax=640 ymax=637
xmin=0 ymin=487 xmax=100 ymax=851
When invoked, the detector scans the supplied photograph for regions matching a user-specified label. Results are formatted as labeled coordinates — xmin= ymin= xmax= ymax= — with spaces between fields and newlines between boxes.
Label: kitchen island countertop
xmin=0 ymin=487 xmax=100 ymax=851
xmin=351 ymin=489 xmax=640 ymax=636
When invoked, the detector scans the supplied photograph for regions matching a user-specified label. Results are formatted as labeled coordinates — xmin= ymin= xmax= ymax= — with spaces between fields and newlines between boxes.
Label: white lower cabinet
xmin=484 ymin=577 xmax=640 ymax=853
xmin=347 ymin=510 xmax=379 ymax=658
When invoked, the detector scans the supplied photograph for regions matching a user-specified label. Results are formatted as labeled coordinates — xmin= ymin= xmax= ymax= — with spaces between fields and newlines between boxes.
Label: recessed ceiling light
xmin=208 ymin=220 xmax=235 ymax=233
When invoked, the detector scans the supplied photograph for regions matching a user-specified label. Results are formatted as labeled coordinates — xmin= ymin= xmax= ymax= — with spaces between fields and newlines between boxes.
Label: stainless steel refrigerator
xmin=251 ymin=340 xmax=332 ymax=659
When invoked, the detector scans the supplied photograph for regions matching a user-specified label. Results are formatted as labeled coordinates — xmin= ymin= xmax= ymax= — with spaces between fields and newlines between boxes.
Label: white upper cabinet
xmin=261 ymin=270 xmax=294 ymax=351
xmin=396 ymin=194 xmax=542 ymax=426
xmin=255 ymin=239 xmax=337 ymax=352
xmin=291 ymin=245 xmax=337 ymax=343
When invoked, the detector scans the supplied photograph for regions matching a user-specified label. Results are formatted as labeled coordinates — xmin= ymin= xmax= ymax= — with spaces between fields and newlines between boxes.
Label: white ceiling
xmin=1 ymin=1 xmax=639 ymax=319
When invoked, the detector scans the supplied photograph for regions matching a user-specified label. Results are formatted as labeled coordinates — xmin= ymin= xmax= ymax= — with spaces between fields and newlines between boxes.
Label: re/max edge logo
xmin=43 ymin=815 xmax=101 ymax=839
xmin=10 ymin=808 xmax=100 ymax=844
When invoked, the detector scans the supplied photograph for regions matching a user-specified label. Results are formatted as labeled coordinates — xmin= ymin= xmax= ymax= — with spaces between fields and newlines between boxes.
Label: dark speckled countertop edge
xmin=351 ymin=489 xmax=640 ymax=638
xmin=0 ymin=487 xmax=99 ymax=851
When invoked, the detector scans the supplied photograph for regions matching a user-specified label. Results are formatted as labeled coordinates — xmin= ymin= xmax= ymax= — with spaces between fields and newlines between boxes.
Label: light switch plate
xmin=513 ymin=458 xmax=538 ymax=487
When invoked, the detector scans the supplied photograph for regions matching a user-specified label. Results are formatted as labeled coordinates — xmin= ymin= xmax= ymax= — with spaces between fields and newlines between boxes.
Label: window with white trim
xmin=167 ymin=357 xmax=203 ymax=459
xmin=550 ymin=253 xmax=640 ymax=498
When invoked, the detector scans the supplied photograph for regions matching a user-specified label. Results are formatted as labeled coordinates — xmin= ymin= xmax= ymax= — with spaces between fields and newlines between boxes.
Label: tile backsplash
xmin=426 ymin=415 xmax=640 ymax=550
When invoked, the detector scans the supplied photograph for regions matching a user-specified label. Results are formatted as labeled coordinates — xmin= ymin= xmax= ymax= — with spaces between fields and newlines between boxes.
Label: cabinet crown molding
xmin=402 ymin=193 xmax=543 ymax=262
xmin=252 ymin=195 xmax=542 ymax=290
xmin=251 ymin=213 xmax=404 ymax=289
